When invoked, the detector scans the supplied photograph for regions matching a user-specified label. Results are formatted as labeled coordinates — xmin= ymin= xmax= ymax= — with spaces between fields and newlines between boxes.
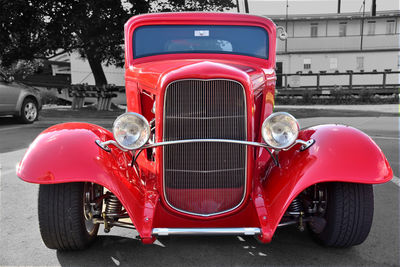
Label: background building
xmin=70 ymin=52 xmax=125 ymax=86
xmin=67 ymin=9 xmax=399 ymax=88
xmin=273 ymin=10 xmax=400 ymax=87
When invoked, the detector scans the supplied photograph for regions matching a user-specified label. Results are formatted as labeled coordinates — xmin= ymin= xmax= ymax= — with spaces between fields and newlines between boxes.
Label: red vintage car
xmin=18 ymin=13 xmax=392 ymax=250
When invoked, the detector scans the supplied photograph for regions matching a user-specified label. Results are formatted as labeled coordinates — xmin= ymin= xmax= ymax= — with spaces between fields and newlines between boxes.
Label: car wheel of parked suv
xmin=19 ymin=98 xmax=38 ymax=123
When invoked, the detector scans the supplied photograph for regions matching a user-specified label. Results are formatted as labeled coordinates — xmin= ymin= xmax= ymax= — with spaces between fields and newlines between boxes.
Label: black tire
xmin=311 ymin=182 xmax=374 ymax=248
xmin=18 ymin=97 xmax=38 ymax=124
xmin=38 ymin=183 xmax=99 ymax=250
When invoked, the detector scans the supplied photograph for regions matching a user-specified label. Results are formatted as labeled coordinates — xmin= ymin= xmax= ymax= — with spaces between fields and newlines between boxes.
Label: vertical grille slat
xmin=163 ymin=79 xmax=247 ymax=216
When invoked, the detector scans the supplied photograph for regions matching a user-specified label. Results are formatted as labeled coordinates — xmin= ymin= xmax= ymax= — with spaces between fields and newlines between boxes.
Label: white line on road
xmin=370 ymin=136 xmax=400 ymax=140
xmin=0 ymin=125 xmax=29 ymax=132
xmin=391 ymin=176 xmax=400 ymax=187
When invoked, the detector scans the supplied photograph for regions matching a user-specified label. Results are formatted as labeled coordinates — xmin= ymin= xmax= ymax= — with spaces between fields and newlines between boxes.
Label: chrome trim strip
xmin=277 ymin=221 xmax=298 ymax=227
xmin=165 ymin=167 xmax=245 ymax=174
xmin=277 ymin=218 xmax=311 ymax=227
xmin=283 ymin=139 xmax=315 ymax=151
xmin=144 ymin=139 xmax=271 ymax=149
xmin=162 ymin=78 xmax=248 ymax=217
xmin=95 ymin=139 xmax=128 ymax=152
xmin=152 ymin=227 xmax=261 ymax=236
xmin=299 ymin=139 xmax=316 ymax=151
xmin=98 ymin=138 xmax=272 ymax=150
xmin=96 ymin=138 xmax=314 ymax=166
xmin=92 ymin=219 xmax=136 ymax=230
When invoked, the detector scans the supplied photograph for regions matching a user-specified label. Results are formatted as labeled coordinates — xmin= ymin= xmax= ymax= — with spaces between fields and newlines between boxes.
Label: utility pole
xmin=244 ymin=0 xmax=249 ymax=13
xmin=360 ymin=0 xmax=365 ymax=50
xmin=337 ymin=0 xmax=341 ymax=13
xmin=285 ymin=0 xmax=288 ymax=53
xmin=371 ymin=0 xmax=376 ymax=16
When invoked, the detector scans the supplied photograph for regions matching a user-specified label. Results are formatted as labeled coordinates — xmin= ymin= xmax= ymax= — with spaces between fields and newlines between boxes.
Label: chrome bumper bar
xmin=95 ymin=138 xmax=314 ymax=167
xmin=96 ymin=138 xmax=275 ymax=152
xmin=96 ymin=138 xmax=313 ymax=152
xmin=90 ymin=223 xmax=309 ymax=236
xmin=152 ymin=227 xmax=261 ymax=236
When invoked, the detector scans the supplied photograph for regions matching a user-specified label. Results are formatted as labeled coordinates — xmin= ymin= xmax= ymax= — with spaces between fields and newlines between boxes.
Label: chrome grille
xmin=163 ymin=79 xmax=247 ymax=216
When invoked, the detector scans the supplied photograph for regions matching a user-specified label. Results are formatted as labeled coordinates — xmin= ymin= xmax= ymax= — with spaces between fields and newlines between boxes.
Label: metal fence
xmin=275 ymin=70 xmax=399 ymax=104
xmin=276 ymin=70 xmax=400 ymax=91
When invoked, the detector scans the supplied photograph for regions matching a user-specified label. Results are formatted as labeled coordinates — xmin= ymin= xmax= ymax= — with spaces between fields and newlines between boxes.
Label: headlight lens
xmin=113 ymin=112 xmax=150 ymax=150
xmin=261 ymin=112 xmax=299 ymax=149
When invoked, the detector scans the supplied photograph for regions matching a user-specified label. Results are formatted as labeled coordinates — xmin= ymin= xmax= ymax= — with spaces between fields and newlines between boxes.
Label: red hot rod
xmin=18 ymin=13 xmax=392 ymax=250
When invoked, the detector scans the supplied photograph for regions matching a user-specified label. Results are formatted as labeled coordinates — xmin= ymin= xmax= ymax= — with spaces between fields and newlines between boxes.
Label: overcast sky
xmin=235 ymin=0 xmax=399 ymax=15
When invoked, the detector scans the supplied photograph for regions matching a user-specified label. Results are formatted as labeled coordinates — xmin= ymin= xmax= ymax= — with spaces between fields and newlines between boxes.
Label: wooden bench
xmin=68 ymin=84 xmax=118 ymax=110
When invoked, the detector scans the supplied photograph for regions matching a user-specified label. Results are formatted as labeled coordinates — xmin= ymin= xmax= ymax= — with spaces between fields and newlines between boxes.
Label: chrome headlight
xmin=261 ymin=112 xmax=299 ymax=149
xmin=113 ymin=112 xmax=150 ymax=150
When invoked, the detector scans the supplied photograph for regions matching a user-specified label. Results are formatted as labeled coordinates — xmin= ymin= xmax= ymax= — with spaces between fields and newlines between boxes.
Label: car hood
xmin=127 ymin=58 xmax=274 ymax=92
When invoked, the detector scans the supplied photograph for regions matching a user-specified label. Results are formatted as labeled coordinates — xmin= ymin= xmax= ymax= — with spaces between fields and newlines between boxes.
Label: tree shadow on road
xmin=56 ymin=226 xmax=366 ymax=267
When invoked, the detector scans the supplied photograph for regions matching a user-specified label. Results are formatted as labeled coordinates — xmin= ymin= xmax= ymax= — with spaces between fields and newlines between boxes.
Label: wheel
xmin=310 ymin=182 xmax=374 ymax=248
xmin=38 ymin=182 xmax=102 ymax=250
xmin=19 ymin=98 xmax=38 ymax=123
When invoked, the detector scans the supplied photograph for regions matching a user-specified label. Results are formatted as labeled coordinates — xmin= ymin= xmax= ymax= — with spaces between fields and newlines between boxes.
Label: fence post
xmin=284 ymin=74 xmax=288 ymax=90
xmin=316 ymin=74 xmax=320 ymax=90
xmin=349 ymin=72 xmax=353 ymax=90
xmin=382 ymin=72 xmax=387 ymax=89
xmin=71 ymin=86 xmax=77 ymax=110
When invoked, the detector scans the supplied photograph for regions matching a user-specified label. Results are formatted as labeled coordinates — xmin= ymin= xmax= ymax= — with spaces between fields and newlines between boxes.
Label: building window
xmin=367 ymin=21 xmax=376 ymax=35
xmin=310 ymin=23 xmax=318 ymax=37
xmin=339 ymin=22 xmax=347 ymax=36
xmin=356 ymin=57 xmax=364 ymax=70
xmin=386 ymin=20 xmax=395 ymax=34
xmin=329 ymin=58 xmax=338 ymax=70
xmin=304 ymin=58 xmax=311 ymax=70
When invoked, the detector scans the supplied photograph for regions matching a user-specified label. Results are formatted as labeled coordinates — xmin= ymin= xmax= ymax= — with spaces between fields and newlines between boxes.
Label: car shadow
xmin=56 ymin=226 xmax=363 ymax=267
xmin=0 ymin=116 xmax=20 ymax=125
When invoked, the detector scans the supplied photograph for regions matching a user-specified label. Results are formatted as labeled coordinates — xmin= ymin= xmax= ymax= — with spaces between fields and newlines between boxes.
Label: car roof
xmin=125 ymin=12 xmax=275 ymax=28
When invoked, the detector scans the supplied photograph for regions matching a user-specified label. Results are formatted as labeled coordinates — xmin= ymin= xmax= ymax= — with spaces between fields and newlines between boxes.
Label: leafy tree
xmin=34 ymin=0 xmax=131 ymax=86
xmin=156 ymin=0 xmax=235 ymax=11
xmin=0 ymin=1 xmax=46 ymax=66
xmin=0 ymin=0 xmax=236 ymax=86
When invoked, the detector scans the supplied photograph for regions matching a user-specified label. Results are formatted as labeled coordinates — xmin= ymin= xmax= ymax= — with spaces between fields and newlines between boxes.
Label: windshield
xmin=133 ymin=25 xmax=269 ymax=59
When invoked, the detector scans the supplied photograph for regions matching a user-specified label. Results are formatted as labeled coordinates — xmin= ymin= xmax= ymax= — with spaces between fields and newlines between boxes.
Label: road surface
xmin=0 ymin=114 xmax=398 ymax=266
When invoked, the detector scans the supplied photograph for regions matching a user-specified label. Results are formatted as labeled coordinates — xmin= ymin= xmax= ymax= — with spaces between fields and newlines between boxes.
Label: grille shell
xmin=163 ymin=79 xmax=247 ymax=216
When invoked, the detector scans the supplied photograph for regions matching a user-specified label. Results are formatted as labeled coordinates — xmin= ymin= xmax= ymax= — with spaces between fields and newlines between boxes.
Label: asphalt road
xmin=0 ymin=112 xmax=398 ymax=267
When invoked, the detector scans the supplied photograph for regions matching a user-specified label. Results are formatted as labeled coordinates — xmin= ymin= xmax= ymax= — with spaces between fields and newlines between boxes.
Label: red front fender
xmin=255 ymin=124 xmax=393 ymax=242
xmin=17 ymin=123 xmax=157 ymax=243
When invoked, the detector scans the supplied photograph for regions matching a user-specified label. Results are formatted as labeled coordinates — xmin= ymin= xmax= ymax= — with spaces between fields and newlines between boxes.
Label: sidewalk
xmin=276 ymin=104 xmax=398 ymax=114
